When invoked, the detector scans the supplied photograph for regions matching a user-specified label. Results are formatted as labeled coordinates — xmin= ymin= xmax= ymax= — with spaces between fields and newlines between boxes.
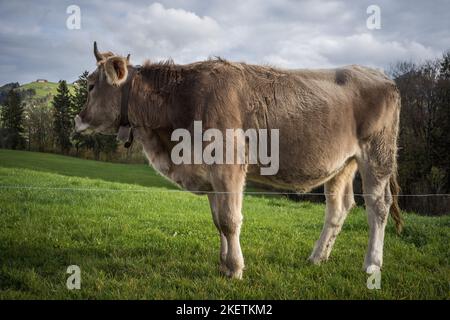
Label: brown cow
xmin=75 ymin=42 xmax=402 ymax=279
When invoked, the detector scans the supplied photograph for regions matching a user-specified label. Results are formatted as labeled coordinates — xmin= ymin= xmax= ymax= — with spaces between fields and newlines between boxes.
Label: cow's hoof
xmin=365 ymin=264 xmax=381 ymax=274
xmin=219 ymin=263 xmax=230 ymax=275
xmin=226 ymin=268 xmax=243 ymax=280
xmin=308 ymin=253 xmax=327 ymax=265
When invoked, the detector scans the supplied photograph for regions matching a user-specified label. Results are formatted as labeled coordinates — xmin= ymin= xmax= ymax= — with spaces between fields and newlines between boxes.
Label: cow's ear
xmin=104 ymin=56 xmax=128 ymax=87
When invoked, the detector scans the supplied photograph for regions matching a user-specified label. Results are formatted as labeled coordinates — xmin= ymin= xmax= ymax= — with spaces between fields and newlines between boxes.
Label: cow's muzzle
xmin=74 ymin=115 xmax=90 ymax=133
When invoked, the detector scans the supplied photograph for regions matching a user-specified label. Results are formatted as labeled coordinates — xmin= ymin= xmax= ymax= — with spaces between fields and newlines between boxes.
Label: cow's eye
xmin=88 ymin=84 xmax=95 ymax=92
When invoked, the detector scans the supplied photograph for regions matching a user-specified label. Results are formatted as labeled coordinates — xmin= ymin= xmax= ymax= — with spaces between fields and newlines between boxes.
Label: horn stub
xmin=94 ymin=41 xmax=103 ymax=62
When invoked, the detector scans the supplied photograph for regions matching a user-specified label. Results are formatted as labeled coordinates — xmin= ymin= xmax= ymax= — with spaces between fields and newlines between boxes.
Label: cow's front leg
xmin=211 ymin=165 xmax=246 ymax=279
xmin=207 ymin=194 xmax=228 ymax=274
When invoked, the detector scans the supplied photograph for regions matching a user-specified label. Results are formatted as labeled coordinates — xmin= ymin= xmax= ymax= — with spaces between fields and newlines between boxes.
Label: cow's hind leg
xmin=358 ymin=161 xmax=393 ymax=274
xmin=309 ymin=159 xmax=357 ymax=264
xmin=358 ymin=127 xmax=398 ymax=274
xmin=207 ymin=194 xmax=228 ymax=274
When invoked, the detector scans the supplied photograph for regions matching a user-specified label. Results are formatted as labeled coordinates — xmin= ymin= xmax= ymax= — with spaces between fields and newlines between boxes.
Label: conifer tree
xmin=71 ymin=71 xmax=89 ymax=156
xmin=0 ymin=89 xmax=25 ymax=149
xmin=52 ymin=80 xmax=72 ymax=154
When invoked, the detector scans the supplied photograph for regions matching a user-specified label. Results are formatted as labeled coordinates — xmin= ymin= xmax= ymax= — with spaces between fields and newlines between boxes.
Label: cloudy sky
xmin=0 ymin=0 xmax=449 ymax=85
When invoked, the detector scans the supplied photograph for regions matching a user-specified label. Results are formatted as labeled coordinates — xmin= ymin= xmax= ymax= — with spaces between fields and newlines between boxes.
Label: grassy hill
xmin=17 ymin=81 xmax=75 ymax=108
xmin=0 ymin=149 xmax=448 ymax=299
xmin=0 ymin=81 xmax=76 ymax=108
xmin=19 ymin=81 xmax=61 ymax=97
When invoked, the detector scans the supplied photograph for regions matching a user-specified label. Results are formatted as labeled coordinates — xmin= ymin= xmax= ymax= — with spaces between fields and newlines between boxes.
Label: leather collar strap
xmin=118 ymin=66 xmax=140 ymax=148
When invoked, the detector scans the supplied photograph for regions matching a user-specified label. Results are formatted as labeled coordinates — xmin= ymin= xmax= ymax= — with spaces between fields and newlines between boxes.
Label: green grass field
xmin=0 ymin=149 xmax=448 ymax=299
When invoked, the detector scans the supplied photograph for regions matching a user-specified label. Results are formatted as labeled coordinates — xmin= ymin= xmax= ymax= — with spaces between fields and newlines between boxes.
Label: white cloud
xmin=114 ymin=3 xmax=224 ymax=62
xmin=308 ymin=33 xmax=440 ymax=68
xmin=0 ymin=0 xmax=448 ymax=85
xmin=253 ymin=33 xmax=440 ymax=71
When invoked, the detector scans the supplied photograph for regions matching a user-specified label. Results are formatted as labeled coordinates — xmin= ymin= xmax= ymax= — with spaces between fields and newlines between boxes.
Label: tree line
xmin=390 ymin=52 xmax=450 ymax=214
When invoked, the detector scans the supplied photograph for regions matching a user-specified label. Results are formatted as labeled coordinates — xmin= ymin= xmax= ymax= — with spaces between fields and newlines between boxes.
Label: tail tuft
xmin=389 ymin=173 xmax=403 ymax=234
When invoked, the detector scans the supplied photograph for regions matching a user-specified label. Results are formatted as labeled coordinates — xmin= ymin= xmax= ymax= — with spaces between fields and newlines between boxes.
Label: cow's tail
xmin=389 ymin=86 xmax=403 ymax=235
xmin=389 ymin=155 xmax=403 ymax=234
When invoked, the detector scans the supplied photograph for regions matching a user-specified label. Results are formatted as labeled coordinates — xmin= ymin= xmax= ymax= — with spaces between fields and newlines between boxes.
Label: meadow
xmin=18 ymin=81 xmax=75 ymax=107
xmin=0 ymin=149 xmax=448 ymax=299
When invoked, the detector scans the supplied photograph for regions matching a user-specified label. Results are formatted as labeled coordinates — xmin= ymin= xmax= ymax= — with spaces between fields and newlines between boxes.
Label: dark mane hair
xmin=139 ymin=59 xmax=183 ymax=92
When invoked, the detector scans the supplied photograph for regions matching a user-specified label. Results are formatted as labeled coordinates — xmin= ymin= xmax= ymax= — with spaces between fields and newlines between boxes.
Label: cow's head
xmin=74 ymin=42 xmax=131 ymax=135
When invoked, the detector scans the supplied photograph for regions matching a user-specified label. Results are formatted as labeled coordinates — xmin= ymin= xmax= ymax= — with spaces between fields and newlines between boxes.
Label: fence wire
xmin=0 ymin=185 xmax=448 ymax=197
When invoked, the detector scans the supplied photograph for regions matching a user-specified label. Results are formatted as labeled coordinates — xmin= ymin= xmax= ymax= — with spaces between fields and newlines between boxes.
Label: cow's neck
xmin=128 ymin=63 xmax=181 ymax=129
xmin=127 ymin=63 xmax=191 ymax=180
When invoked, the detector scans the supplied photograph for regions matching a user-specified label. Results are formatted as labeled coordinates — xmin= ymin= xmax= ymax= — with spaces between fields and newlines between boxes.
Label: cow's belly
xmin=247 ymin=158 xmax=350 ymax=192
xmin=246 ymin=128 xmax=358 ymax=192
